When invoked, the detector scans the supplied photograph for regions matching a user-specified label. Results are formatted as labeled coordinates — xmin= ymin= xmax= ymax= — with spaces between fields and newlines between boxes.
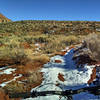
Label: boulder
xmin=73 ymin=43 xmax=96 ymax=67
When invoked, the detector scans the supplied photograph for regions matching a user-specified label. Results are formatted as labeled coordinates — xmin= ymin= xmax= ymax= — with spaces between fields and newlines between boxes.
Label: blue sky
xmin=0 ymin=0 xmax=100 ymax=21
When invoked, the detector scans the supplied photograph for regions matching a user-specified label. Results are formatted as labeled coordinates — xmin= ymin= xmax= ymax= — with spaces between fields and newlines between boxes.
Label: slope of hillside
xmin=0 ymin=20 xmax=100 ymax=34
xmin=0 ymin=20 xmax=100 ymax=100
xmin=0 ymin=13 xmax=11 ymax=23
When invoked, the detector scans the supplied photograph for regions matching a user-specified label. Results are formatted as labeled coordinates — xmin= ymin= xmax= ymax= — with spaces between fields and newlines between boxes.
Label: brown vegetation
xmin=3 ymin=63 xmax=43 ymax=94
xmin=1 ymin=54 xmax=49 ymax=94
xmin=0 ymin=88 xmax=21 ymax=100
xmin=0 ymin=88 xmax=10 ymax=100
xmin=85 ymin=33 xmax=100 ymax=61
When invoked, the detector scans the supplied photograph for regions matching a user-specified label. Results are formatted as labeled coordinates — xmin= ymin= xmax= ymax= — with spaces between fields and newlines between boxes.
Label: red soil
xmin=0 ymin=62 xmax=44 ymax=100
xmin=60 ymin=51 xmax=67 ymax=56
xmin=0 ymin=74 xmax=14 ymax=84
xmin=55 ymin=45 xmax=75 ymax=56
xmin=0 ymin=60 xmax=44 ymax=96
xmin=69 ymin=45 xmax=75 ymax=50
xmin=0 ymin=58 xmax=16 ymax=67
xmin=20 ymin=42 xmax=31 ymax=49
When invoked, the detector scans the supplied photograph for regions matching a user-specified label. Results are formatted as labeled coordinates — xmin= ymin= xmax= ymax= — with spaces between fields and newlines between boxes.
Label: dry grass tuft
xmin=0 ymin=47 xmax=29 ymax=66
xmin=27 ymin=71 xmax=43 ymax=84
xmin=4 ymin=81 xmax=25 ymax=93
xmin=33 ymin=54 xmax=50 ymax=64
xmin=85 ymin=33 xmax=100 ymax=61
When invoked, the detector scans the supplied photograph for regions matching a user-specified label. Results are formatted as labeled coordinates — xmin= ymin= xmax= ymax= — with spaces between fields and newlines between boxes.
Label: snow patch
xmin=0 ymin=66 xmax=8 ymax=70
xmin=35 ymin=43 xmax=40 ymax=47
xmin=0 ymin=68 xmax=16 ymax=75
xmin=23 ymin=48 xmax=96 ymax=100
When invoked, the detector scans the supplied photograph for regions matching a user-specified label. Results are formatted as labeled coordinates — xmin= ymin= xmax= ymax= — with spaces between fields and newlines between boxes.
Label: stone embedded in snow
xmin=55 ymin=60 xmax=62 ymax=63
xmin=58 ymin=73 xmax=65 ymax=82
xmin=50 ymin=55 xmax=65 ymax=65
xmin=88 ymin=67 xmax=96 ymax=84
xmin=88 ymin=65 xmax=100 ymax=86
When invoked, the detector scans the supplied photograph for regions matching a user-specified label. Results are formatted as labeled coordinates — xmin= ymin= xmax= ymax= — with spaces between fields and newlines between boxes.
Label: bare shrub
xmin=33 ymin=55 xmax=50 ymax=64
xmin=27 ymin=71 xmax=42 ymax=84
xmin=4 ymin=81 xmax=25 ymax=93
xmin=0 ymin=47 xmax=29 ymax=65
xmin=85 ymin=33 xmax=100 ymax=61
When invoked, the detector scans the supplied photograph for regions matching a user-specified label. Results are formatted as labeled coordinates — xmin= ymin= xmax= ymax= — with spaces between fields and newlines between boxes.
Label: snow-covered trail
xmin=23 ymin=48 xmax=98 ymax=100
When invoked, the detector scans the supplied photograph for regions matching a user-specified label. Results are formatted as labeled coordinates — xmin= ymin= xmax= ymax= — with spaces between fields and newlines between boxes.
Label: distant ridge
xmin=0 ymin=13 xmax=11 ymax=23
